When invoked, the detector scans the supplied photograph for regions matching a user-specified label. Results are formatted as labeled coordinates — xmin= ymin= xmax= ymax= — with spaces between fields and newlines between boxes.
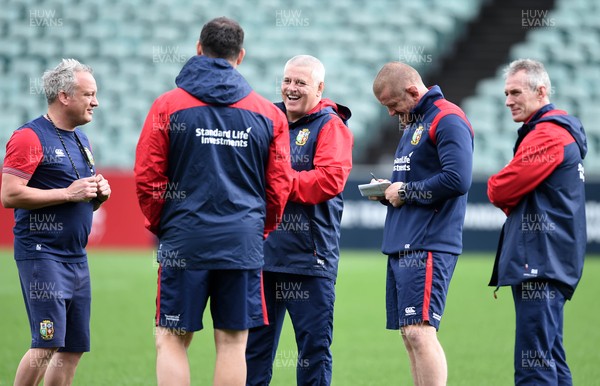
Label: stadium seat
xmin=419 ymin=11 xmax=458 ymax=47
xmin=0 ymin=3 xmax=24 ymax=22
xmin=462 ymin=95 xmax=500 ymax=116
xmin=527 ymin=29 xmax=565 ymax=50
xmin=577 ymin=66 xmax=600 ymax=98
xmin=509 ymin=43 xmax=547 ymax=62
xmin=62 ymin=39 xmax=99 ymax=60
xmin=43 ymin=21 xmax=79 ymax=40
xmin=550 ymin=45 xmax=587 ymax=68
xmin=0 ymin=37 xmax=28 ymax=57
xmin=8 ymin=21 xmax=43 ymax=41
xmin=62 ymin=3 xmax=97 ymax=22
xmin=152 ymin=24 xmax=186 ymax=42
xmin=82 ymin=21 xmax=117 ymax=40
xmin=0 ymin=108 xmax=30 ymax=154
xmin=437 ymin=0 xmax=484 ymax=21
xmin=552 ymin=97 xmax=578 ymax=116
xmin=579 ymin=102 xmax=600 ymax=130
xmin=474 ymin=78 xmax=505 ymax=98
xmin=544 ymin=63 xmax=571 ymax=80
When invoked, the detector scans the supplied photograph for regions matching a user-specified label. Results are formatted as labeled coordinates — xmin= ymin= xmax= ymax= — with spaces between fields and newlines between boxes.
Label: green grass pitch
xmin=1 ymin=249 xmax=599 ymax=385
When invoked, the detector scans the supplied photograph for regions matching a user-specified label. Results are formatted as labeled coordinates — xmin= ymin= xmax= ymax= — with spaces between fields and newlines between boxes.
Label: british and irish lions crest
xmin=295 ymin=128 xmax=310 ymax=146
xmin=83 ymin=146 xmax=95 ymax=166
xmin=40 ymin=319 xmax=54 ymax=340
xmin=411 ymin=125 xmax=424 ymax=145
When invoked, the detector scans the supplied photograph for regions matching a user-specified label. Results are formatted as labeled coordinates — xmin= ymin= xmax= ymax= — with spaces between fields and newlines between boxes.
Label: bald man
xmin=371 ymin=62 xmax=474 ymax=386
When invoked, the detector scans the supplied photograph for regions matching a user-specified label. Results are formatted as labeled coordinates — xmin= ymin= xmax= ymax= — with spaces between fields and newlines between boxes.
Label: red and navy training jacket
xmin=488 ymin=104 xmax=587 ymax=299
xmin=382 ymin=86 xmax=474 ymax=256
xmin=263 ymin=99 xmax=353 ymax=280
xmin=134 ymin=56 xmax=292 ymax=270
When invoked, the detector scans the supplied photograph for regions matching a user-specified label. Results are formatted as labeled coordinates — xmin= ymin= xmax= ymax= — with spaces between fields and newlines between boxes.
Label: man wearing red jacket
xmin=488 ymin=59 xmax=587 ymax=386
xmin=245 ymin=55 xmax=353 ymax=385
xmin=134 ymin=17 xmax=292 ymax=386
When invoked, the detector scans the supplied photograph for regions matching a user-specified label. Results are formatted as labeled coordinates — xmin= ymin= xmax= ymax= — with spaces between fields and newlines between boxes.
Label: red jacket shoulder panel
xmin=488 ymin=127 xmax=566 ymax=212
xmin=429 ymin=99 xmax=473 ymax=144
xmin=290 ymin=116 xmax=353 ymax=205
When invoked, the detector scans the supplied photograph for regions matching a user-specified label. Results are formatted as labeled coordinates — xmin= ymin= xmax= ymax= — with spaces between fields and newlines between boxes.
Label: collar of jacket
xmin=175 ymin=55 xmax=252 ymax=105
xmin=513 ymin=103 xmax=556 ymax=154
xmin=275 ymin=98 xmax=349 ymax=129
xmin=406 ymin=85 xmax=444 ymax=123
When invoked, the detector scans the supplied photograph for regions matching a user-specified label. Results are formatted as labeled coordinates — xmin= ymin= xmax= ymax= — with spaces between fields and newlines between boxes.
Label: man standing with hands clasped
xmin=371 ymin=61 xmax=473 ymax=386
xmin=2 ymin=58 xmax=110 ymax=386
xmin=488 ymin=59 xmax=587 ymax=386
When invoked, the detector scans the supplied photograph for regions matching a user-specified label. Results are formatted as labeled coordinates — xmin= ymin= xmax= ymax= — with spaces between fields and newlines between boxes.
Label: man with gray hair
xmin=488 ymin=58 xmax=587 ymax=385
xmin=246 ymin=54 xmax=353 ymax=385
xmin=1 ymin=58 xmax=110 ymax=385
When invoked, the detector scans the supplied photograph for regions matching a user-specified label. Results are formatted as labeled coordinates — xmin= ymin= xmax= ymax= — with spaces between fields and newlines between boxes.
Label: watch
xmin=398 ymin=183 xmax=407 ymax=201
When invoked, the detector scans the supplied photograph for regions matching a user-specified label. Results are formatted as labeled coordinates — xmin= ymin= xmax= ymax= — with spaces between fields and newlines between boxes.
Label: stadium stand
xmin=0 ymin=0 xmax=596 ymax=177
xmin=361 ymin=0 xmax=598 ymax=176
xmin=461 ymin=0 xmax=600 ymax=175
xmin=0 ymin=0 xmax=487 ymax=169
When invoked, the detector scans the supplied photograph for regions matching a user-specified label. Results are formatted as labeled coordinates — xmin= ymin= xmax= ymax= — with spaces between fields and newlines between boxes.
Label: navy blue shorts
xmin=156 ymin=266 xmax=267 ymax=332
xmin=16 ymin=259 xmax=91 ymax=352
xmin=386 ymin=251 xmax=457 ymax=330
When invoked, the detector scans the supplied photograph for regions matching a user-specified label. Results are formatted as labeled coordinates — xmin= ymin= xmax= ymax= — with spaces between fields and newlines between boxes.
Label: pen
xmin=370 ymin=172 xmax=378 ymax=181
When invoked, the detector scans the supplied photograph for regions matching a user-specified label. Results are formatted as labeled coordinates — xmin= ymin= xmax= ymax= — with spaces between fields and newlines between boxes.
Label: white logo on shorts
xmin=404 ymin=306 xmax=416 ymax=316
xmin=164 ymin=314 xmax=180 ymax=323
xmin=432 ymin=312 xmax=442 ymax=321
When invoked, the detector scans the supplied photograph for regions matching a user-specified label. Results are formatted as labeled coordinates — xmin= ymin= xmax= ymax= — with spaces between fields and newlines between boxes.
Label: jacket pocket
xmin=277 ymin=205 xmax=315 ymax=254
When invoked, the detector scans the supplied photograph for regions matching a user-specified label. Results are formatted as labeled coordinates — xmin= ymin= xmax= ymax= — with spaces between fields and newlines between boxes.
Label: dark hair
xmin=199 ymin=17 xmax=244 ymax=61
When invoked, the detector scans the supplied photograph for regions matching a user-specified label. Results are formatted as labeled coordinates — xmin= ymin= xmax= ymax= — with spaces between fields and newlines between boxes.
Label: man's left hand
xmin=385 ymin=181 xmax=405 ymax=208
xmin=95 ymin=174 xmax=111 ymax=203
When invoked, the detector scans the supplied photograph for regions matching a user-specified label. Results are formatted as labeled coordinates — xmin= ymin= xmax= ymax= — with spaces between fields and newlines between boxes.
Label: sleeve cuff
xmin=2 ymin=167 xmax=32 ymax=180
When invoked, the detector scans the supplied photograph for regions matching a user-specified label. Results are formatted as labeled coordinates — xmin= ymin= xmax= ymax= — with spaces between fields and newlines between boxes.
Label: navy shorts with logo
xmin=156 ymin=265 xmax=267 ymax=332
xmin=16 ymin=259 xmax=91 ymax=352
xmin=386 ymin=251 xmax=458 ymax=330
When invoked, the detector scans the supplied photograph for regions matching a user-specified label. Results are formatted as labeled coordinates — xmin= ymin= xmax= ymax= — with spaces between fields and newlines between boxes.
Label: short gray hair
xmin=284 ymin=55 xmax=325 ymax=84
xmin=42 ymin=59 xmax=93 ymax=104
xmin=504 ymin=59 xmax=551 ymax=93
